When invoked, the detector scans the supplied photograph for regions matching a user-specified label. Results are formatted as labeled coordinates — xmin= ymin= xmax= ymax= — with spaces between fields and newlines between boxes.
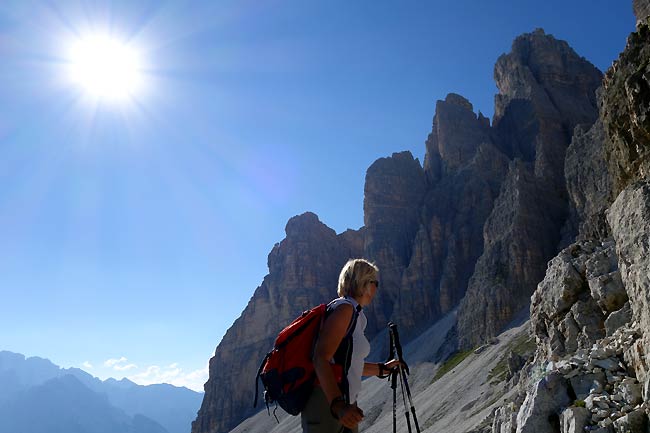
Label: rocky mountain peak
xmin=194 ymin=211 xmax=363 ymax=433
xmin=455 ymin=28 xmax=605 ymax=349
xmin=443 ymin=92 xmax=474 ymax=110
xmin=423 ymin=92 xmax=492 ymax=181
xmin=494 ymin=29 xmax=602 ymax=129
xmin=284 ymin=211 xmax=335 ymax=240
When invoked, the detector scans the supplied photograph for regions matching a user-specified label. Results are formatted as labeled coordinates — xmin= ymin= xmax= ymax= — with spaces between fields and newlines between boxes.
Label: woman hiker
xmin=302 ymin=258 xmax=402 ymax=433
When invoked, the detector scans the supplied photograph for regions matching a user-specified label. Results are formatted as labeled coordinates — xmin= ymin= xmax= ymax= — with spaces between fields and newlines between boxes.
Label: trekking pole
xmin=388 ymin=322 xmax=421 ymax=433
xmin=387 ymin=327 xmax=397 ymax=433
xmin=388 ymin=323 xmax=412 ymax=433
xmin=391 ymin=371 xmax=397 ymax=433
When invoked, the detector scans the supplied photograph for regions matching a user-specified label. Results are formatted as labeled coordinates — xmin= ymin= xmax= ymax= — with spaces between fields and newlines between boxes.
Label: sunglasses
xmin=368 ymin=280 xmax=379 ymax=287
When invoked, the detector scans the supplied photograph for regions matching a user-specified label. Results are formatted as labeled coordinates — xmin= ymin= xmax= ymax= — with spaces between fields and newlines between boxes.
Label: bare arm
xmin=363 ymin=359 xmax=403 ymax=377
xmin=362 ymin=362 xmax=381 ymax=377
xmin=313 ymin=303 xmax=353 ymax=404
xmin=312 ymin=303 xmax=364 ymax=428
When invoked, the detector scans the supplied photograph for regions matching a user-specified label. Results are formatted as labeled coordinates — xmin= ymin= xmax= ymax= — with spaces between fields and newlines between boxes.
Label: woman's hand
xmin=385 ymin=358 xmax=406 ymax=372
xmin=380 ymin=358 xmax=408 ymax=376
xmin=331 ymin=400 xmax=364 ymax=429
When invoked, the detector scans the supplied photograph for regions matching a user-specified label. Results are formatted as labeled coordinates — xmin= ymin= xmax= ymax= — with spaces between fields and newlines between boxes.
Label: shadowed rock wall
xmin=194 ymin=30 xmax=605 ymax=433
xmin=489 ymin=12 xmax=650 ymax=432
xmin=457 ymin=30 xmax=602 ymax=348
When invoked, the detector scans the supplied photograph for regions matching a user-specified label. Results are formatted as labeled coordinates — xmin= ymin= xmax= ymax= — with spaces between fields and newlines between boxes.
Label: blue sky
xmin=0 ymin=1 xmax=635 ymax=391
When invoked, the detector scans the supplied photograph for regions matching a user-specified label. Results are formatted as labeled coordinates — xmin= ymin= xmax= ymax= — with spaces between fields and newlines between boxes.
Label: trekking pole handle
xmin=387 ymin=322 xmax=396 ymax=360
xmin=388 ymin=322 xmax=404 ymax=362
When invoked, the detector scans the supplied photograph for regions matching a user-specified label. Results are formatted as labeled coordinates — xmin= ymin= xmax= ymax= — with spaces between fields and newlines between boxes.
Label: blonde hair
xmin=337 ymin=259 xmax=379 ymax=298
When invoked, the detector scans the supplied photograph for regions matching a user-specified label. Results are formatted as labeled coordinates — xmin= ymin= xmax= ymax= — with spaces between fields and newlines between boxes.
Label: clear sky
xmin=0 ymin=1 xmax=635 ymax=392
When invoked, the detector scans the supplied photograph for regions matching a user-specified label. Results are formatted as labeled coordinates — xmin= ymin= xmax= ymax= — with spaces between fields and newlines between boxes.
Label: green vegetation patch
xmin=511 ymin=333 xmax=536 ymax=355
xmin=432 ymin=349 xmax=474 ymax=383
xmin=487 ymin=333 xmax=536 ymax=384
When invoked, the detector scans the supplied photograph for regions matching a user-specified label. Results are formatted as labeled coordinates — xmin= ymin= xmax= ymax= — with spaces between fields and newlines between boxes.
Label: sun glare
xmin=67 ymin=34 xmax=143 ymax=102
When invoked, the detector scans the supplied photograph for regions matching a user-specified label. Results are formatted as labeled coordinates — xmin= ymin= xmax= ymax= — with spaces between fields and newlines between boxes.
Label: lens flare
xmin=67 ymin=34 xmax=143 ymax=102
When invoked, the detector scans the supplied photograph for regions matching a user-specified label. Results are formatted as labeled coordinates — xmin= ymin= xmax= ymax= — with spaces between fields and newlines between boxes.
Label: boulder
xmin=608 ymin=181 xmax=650 ymax=384
xmin=588 ymin=272 xmax=628 ymax=314
xmin=560 ymin=406 xmax=590 ymax=433
xmin=530 ymin=241 xmax=612 ymax=359
xmin=516 ymin=373 xmax=570 ymax=433
xmin=613 ymin=408 xmax=648 ymax=432
xmin=493 ymin=404 xmax=518 ymax=433
xmin=571 ymin=298 xmax=606 ymax=347
xmin=569 ymin=372 xmax=606 ymax=400
xmin=591 ymin=427 xmax=614 ymax=433
xmin=619 ymin=381 xmax=643 ymax=406
xmin=606 ymin=303 xmax=633 ymax=336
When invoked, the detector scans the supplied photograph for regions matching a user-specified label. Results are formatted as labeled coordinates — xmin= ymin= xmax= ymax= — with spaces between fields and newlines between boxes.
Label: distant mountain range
xmin=0 ymin=351 xmax=202 ymax=433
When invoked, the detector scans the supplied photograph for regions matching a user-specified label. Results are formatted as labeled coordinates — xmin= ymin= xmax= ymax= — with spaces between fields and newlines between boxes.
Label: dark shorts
xmin=301 ymin=387 xmax=359 ymax=433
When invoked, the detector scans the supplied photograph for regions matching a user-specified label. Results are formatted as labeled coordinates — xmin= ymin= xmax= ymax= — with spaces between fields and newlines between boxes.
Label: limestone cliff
xmin=564 ymin=117 xmax=614 ymax=241
xmin=194 ymin=30 xmax=609 ymax=433
xmin=362 ymin=151 xmax=426 ymax=337
xmin=487 ymin=15 xmax=650 ymax=432
xmin=602 ymin=19 xmax=650 ymax=196
xmin=418 ymin=95 xmax=509 ymax=327
xmin=457 ymin=29 xmax=603 ymax=348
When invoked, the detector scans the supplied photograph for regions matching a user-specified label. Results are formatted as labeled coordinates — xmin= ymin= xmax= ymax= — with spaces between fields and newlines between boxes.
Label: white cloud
xmin=114 ymin=363 xmax=138 ymax=371
xmin=104 ymin=356 xmax=128 ymax=368
xmin=82 ymin=361 xmax=93 ymax=369
xmin=103 ymin=357 xmax=138 ymax=372
xmin=128 ymin=362 xmax=208 ymax=392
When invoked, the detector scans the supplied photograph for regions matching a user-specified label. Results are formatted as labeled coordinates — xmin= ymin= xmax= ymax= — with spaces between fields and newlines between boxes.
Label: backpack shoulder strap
xmin=326 ymin=297 xmax=360 ymax=337
xmin=253 ymin=351 xmax=271 ymax=408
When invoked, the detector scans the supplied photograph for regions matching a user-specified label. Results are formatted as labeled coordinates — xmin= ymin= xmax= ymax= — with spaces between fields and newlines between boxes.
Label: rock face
xmin=362 ymin=151 xmax=427 ymax=336
xmin=530 ymin=240 xmax=624 ymax=361
xmin=602 ymin=21 xmax=650 ymax=196
xmin=489 ymin=232 xmax=645 ymax=433
xmin=489 ymin=14 xmax=650 ymax=433
xmin=634 ymin=0 xmax=650 ymax=23
xmin=194 ymin=30 xmax=607 ymax=433
xmin=607 ymin=181 xmax=650 ymax=388
xmin=458 ymin=29 xmax=602 ymax=348
xmin=564 ymin=117 xmax=614 ymax=240
xmin=424 ymin=93 xmax=493 ymax=180
xmin=191 ymin=213 xmax=363 ymax=433
xmin=516 ymin=372 xmax=570 ymax=433
xmin=410 ymin=94 xmax=509 ymax=336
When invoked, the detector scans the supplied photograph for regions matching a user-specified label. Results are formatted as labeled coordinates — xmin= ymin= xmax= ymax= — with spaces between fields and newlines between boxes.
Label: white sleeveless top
xmin=329 ymin=297 xmax=370 ymax=403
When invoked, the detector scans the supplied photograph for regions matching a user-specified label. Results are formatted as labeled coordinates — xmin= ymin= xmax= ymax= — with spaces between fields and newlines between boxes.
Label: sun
xmin=66 ymin=34 xmax=143 ymax=102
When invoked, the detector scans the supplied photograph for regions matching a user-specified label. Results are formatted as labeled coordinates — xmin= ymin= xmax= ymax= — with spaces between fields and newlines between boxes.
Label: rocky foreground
xmin=490 ymin=8 xmax=650 ymax=432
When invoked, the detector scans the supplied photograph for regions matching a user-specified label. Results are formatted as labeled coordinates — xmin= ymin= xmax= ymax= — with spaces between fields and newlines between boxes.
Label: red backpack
xmin=253 ymin=299 xmax=358 ymax=416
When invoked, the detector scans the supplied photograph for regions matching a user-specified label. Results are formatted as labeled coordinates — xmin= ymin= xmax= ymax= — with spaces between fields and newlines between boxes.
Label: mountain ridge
xmin=193 ymin=26 xmax=606 ymax=433
xmin=0 ymin=350 xmax=202 ymax=433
